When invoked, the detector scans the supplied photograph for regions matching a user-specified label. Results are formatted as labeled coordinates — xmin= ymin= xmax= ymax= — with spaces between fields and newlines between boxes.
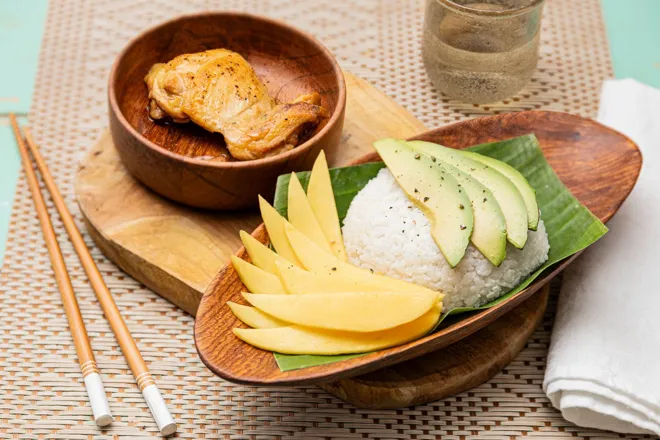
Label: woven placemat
xmin=0 ymin=0 xmax=647 ymax=438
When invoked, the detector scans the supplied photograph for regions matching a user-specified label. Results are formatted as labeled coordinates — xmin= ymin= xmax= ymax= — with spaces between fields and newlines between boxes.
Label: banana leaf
xmin=271 ymin=134 xmax=608 ymax=372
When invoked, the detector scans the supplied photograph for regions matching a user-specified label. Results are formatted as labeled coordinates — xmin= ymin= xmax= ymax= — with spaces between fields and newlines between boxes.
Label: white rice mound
xmin=342 ymin=168 xmax=550 ymax=310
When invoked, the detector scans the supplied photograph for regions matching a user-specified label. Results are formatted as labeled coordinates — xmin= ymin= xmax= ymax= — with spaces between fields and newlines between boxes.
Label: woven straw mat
xmin=0 ymin=0 xmax=647 ymax=439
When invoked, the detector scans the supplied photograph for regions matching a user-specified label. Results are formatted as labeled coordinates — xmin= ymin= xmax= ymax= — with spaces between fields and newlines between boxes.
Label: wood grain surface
xmin=108 ymin=12 xmax=346 ymax=209
xmin=194 ymin=110 xmax=642 ymax=386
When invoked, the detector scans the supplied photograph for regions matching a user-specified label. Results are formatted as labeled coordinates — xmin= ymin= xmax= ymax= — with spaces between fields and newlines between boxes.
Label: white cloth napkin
xmin=543 ymin=78 xmax=660 ymax=436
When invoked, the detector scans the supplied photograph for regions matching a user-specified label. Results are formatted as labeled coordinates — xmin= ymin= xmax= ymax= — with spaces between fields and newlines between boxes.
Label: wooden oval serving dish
xmin=194 ymin=110 xmax=642 ymax=386
xmin=109 ymin=12 xmax=346 ymax=210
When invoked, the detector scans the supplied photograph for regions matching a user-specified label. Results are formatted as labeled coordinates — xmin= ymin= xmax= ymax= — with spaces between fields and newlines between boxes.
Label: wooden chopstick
xmin=9 ymin=114 xmax=113 ymax=427
xmin=18 ymin=125 xmax=177 ymax=436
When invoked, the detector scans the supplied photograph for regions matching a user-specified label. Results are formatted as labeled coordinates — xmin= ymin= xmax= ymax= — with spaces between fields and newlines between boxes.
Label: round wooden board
xmin=76 ymin=72 xmax=549 ymax=409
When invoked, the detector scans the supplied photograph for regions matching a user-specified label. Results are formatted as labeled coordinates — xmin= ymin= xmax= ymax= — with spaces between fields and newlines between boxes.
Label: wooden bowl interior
xmin=112 ymin=13 xmax=341 ymax=160
xmin=194 ymin=111 xmax=642 ymax=386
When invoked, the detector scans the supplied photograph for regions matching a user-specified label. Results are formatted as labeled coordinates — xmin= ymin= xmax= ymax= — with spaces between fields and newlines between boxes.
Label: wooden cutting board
xmin=75 ymin=72 xmax=548 ymax=408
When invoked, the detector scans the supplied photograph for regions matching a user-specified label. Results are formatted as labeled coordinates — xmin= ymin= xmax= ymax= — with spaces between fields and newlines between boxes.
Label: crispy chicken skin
xmin=145 ymin=49 xmax=328 ymax=160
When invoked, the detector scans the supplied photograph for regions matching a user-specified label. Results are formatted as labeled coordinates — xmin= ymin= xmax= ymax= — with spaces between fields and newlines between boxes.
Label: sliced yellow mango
xmin=258 ymin=196 xmax=302 ymax=267
xmin=230 ymin=255 xmax=286 ymax=294
xmin=307 ymin=151 xmax=347 ymax=261
xmin=233 ymin=305 xmax=441 ymax=355
xmin=239 ymin=230 xmax=292 ymax=275
xmin=227 ymin=302 xmax=288 ymax=329
xmin=284 ymin=222 xmax=443 ymax=297
xmin=276 ymin=260 xmax=377 ymax=294
xmin=242 ymin=290 xmax=439 ymax=332
xmin=275 ymin=260 xmax=425 ymax=295
xmin=287 ymin=173 xmax=333 ymax=253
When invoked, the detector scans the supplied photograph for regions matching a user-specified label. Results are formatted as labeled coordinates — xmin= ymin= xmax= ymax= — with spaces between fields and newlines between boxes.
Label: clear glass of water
xmin=422 ymin=0 xmax=545 ymax=104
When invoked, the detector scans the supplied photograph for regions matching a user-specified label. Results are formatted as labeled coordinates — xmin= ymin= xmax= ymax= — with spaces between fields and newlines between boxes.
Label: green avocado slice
xmin=407 ymin=140 xmax=529 ymax=249
xmin=460 ymin=150 xmax=539 ymax=230
xmin=432 ymin=158 xmax=507 ymax=266
xmin=374 ymin=139 xmax=473 ymax=268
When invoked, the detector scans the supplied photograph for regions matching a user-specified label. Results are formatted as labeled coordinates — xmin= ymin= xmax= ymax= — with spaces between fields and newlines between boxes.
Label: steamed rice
xmin=342 ymin=168 xmax=550 ymax=310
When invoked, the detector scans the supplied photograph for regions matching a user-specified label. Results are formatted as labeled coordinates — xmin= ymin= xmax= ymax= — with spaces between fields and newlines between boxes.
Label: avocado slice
xmin=460 ymin=150 xmax=539 ymax=230
xmin=407 ymin=140 xmax=529 ymax=249
xmin=374 ymin=139 xmax=473 ymax=268
xmin=432 ymin=158 xmax=507 ymax=266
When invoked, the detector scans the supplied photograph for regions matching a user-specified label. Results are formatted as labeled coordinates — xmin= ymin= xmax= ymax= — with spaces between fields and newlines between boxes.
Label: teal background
xmin=0 ymin=1 xmax=47 ymax=114
xmin=0 ymin=121 xmax=23 ymax=265
xmin=0 ymin=0 xmax=658 ymax=266
xmin=0 ymin=0 xmax=47 ymax=266
xmin=601 ymin=0 xmax=660 ymax=88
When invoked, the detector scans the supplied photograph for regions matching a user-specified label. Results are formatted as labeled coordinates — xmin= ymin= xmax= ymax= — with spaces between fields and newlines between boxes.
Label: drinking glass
xmin=422 ymin=0 xmax=545 ymax=103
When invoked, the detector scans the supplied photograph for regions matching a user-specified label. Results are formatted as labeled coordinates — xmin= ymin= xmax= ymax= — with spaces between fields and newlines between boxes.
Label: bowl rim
xmin=108 ymin=11 xmax=346 ymax=169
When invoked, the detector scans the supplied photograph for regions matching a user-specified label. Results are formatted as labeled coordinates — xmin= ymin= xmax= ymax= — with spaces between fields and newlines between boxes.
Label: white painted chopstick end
xmin=83 ymin=372 xmax=113 ymax=427
xmin=142 ymin=384 xmax=177 ymax=436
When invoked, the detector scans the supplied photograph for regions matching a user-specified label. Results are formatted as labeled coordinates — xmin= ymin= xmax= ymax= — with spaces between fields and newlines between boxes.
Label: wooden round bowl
xmin=108 ymin=12 xmax=346 ymax=210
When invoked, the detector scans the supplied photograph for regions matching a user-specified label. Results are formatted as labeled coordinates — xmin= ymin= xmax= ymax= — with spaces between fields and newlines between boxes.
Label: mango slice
xmin=233 ymin=305 xmax=441 ymax=355
xmin=258 ymin=196 xmax=302 ymax=267
xmin=306 ymin=151 xmax=347 ymax=261
xmin=275 ymin=260 xmax=429 ymax=295
xmin=242 ymin=291 xmax=439 ymax=332
xmin=230 ymin=255 xmax=286 ymax=294
xmin=227 ymin=302 xmax=288 ymax=329
xmin=284 ymin=222 xmax=443 ymax=297
xmin=239 ymin=230 xmax=292 ymax=275
xmin=276 ymin=261 xmax=384 ymax=294
xmin=287 ymin=173 xmax=333 ymax=253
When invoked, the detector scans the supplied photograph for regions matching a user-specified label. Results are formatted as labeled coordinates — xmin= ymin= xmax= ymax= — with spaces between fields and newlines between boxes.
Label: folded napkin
xmin=544 ymin=78 xmax=660 ymax=436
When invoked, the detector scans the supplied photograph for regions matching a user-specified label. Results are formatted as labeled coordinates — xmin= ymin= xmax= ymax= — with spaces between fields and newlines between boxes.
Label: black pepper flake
xmin=331 ymin=267 xmax=337 ymax=271
xmin=423 ymin=197 xmax=429 ymax=202
xmin=414 ymin=154 xmax=421 ymax=160
xmin=370 ymin=268 xmax=374 ymax=273
xmin=483 ymin=198 xmax=488 ymax=202
xmin=414 ymin=188 xmax=419 ymax=193
xmin=459 ymin=204 xmax=465 ymax=209
xmin=460 ymin=224 xmax=467 ymax=230
xmin=431 ymin=157 xmax=437 ymax=162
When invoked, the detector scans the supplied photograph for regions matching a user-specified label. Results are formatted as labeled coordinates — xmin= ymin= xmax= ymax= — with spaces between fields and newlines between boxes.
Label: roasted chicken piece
xmin=145 ymin=49 xmax=328 ymax=161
